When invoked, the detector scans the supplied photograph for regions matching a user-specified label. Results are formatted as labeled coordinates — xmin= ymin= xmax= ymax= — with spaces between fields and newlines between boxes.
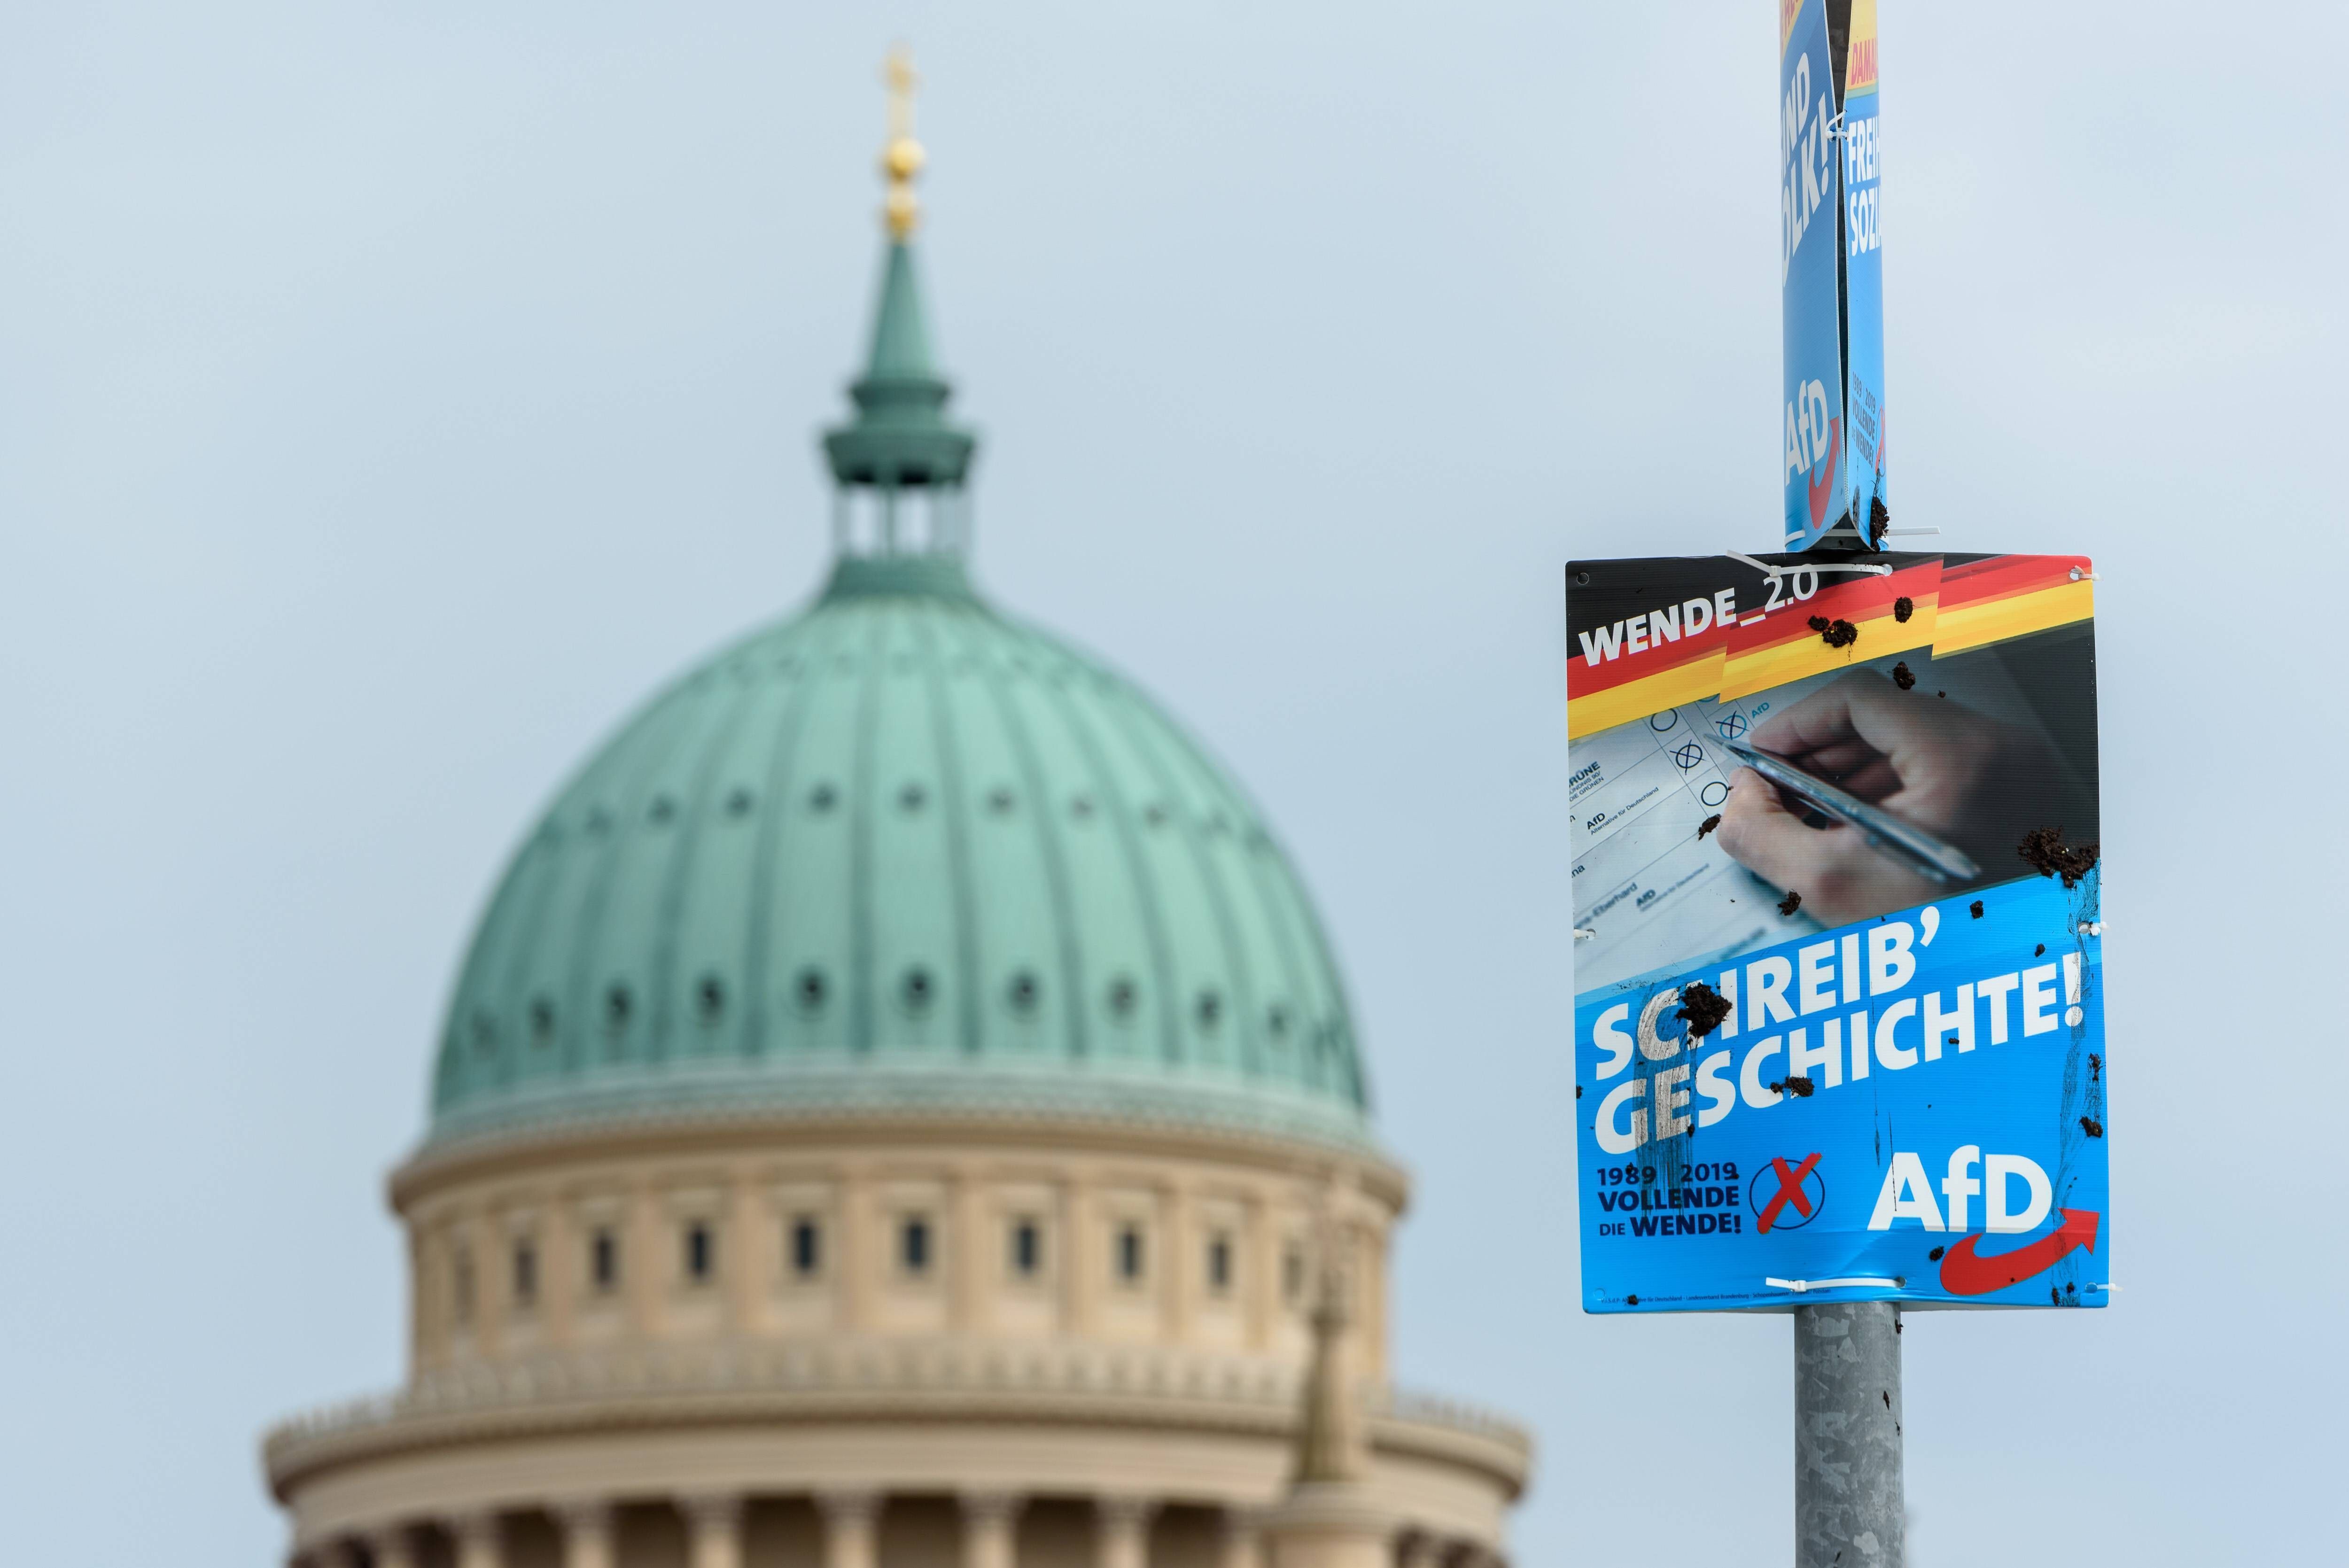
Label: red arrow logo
xmin=1937 ymin=1210 xmax=2100 ymax=1296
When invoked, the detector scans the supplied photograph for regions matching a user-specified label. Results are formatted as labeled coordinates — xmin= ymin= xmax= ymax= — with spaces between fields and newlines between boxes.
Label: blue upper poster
xmin=1781 ymin=0 xmax=1884 ymax=551
xmin=1842 ymin=0 xmax=1885 ymax=538
xmin=1781 ymin=0 xmax=1844 ymax=549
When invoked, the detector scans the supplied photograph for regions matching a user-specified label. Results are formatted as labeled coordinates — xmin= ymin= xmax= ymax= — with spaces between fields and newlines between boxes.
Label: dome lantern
xmin=820 ymin=47 xmax=977 ymax=590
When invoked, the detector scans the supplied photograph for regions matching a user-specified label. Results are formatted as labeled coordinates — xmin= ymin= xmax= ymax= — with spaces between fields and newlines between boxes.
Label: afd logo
xmin=1870 ymin=1147 xmax=2100 ymax=1296
xmin=1785 ymin=378 xmax=1842 ymax=532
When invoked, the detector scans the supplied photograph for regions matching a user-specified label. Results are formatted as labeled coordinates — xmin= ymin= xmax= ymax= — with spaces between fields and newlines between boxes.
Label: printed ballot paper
xmin=1565 ymin=553 xmax=2109 ymax=1312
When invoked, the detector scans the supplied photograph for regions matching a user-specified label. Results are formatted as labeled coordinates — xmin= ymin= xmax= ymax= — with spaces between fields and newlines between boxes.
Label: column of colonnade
xmin=961 ymin=1493 xmax=1019 ymax=1568
xmin=817 ymin=1490 xmax=879 ymax=1568
xmin=684 ymin=1494 xmax=749 ymax=1568
xmin=303 ymin=1492 xmax=1406 ymax=1568
xmin=554 ymin=1501 xmax=614 ymax=1568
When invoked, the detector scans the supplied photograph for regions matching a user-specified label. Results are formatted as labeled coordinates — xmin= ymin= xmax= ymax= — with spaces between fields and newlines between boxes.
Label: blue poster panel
xmin=1781 ymin=0 xmax=1887 ymax=551
xmin=1842 ymin=0 xmax=1886 ymax=536
xmin=1781 ymin=0 xmax=1845 ymax=550
xmin=1565 ymin=552 xmax=2107 ymax=1312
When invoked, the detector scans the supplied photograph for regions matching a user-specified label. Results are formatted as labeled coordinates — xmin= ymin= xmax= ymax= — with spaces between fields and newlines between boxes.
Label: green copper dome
xmin=425 ymin=225 xmax=1372 ymax=1152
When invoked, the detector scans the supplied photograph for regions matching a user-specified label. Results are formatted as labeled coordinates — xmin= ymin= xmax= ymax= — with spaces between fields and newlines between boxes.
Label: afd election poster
xmin=1840 ymin=0 xmax=1885 ymax=529
xmin=1781 ymin=0 xmax=1845 ymax=550
xmin=1565 ymin=553 xmax=2107 ymax=1312
xmin=1781 ymin=0 xmax=1886 ymax=551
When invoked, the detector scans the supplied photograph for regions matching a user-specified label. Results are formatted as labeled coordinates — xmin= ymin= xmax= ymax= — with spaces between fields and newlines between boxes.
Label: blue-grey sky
xmin=3 ymin=3 xmax=2342 ymax=1564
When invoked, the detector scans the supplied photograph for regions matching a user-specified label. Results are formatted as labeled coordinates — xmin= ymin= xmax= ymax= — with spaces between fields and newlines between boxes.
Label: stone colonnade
xmin=305 ymin=1493 xmax=1494 ymax=1568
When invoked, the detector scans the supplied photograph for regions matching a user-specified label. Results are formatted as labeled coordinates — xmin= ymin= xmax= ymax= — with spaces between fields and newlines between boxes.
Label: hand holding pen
xmin=1713 ymin=670 xmax=2073 ymax=925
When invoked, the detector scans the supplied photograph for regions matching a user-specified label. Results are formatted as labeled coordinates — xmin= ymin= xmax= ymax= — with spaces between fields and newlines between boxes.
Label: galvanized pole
xmin=1794 ymin=1301 xmax=1904 ymax=1568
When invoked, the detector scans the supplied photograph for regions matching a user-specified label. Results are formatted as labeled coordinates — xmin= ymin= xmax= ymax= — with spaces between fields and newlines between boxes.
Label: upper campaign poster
xmin=1781 ymin=0 xmax=1846 ymax=549
xmin=1840 ymin=0 xmax=1885 ymax=530
xmin=1781 ymin=0 xmax=1886 ymax=551
xmin=1565 ymin=555 xmax=2108 ymax=1312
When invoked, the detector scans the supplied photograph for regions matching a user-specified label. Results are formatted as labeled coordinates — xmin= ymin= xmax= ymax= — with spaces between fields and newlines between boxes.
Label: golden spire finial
xmin=879 ymin=45 xmax=926 ymax=240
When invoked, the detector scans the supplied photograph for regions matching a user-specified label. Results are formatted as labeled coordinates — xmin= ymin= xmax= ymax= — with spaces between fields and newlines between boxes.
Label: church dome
xmin=427 ymin=244 xmax=1373 ymax=1156
xmin=264 ymin=88 xmax=1530 ymax=1568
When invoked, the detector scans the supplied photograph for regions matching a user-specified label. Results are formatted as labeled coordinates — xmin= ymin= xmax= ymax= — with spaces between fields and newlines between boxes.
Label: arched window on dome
xmin=1116 ymin=1223 xmax=1146 ymax=1285
xmin=791 ymin=1216 xmax=822 ymax=1279
xmin=511 ymin=1238 xmax=537 ymax=1310
xmin=590 ymin=1226 xmax=618 ymax=1294
xmin=1009 ymin=1217 xmax=1042 ymax=1280
xmin=900 ymin=1216 xmax=932 ymax=1276
xmin=1206 ymin=1232 xmax=1233 ymax=1296
xmin=684 ymin=1221 xmax=715 ymax=1285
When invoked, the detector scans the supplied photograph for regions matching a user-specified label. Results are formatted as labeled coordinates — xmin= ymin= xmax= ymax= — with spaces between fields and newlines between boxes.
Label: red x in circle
xmin=1758 ymin=1153 xmax=1822 ymax=1234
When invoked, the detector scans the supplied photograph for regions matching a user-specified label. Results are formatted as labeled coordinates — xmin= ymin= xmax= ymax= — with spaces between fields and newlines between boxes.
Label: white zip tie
xmin=2089 ymin=1283 xmax=2121 ymax=1292
xmin=2078 ymin=921 xmax=2103 ymax=937
xmin=1573 ymin=928 xmax=1596 ymax=942
xmin=1728 ymin=550 xmax=1892 ymax=579
xmin=1765 ymin=1276 xmax=1903 ymax=1293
